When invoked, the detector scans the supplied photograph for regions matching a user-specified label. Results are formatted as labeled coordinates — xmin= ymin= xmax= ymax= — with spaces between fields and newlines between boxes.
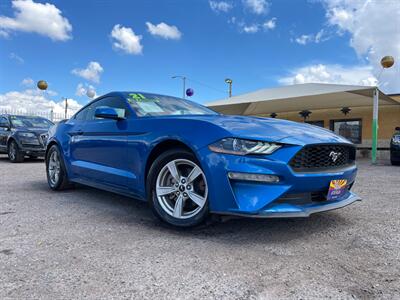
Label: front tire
xmin=46 ymin=145 xmax=71 ymax=190
xmin=8 ymin=140 xmax=24 ymax=163
xmin=147 ymin=148 xmax=209 ymax=227
xmin=391 ymin=159 xmax=400 ymax=166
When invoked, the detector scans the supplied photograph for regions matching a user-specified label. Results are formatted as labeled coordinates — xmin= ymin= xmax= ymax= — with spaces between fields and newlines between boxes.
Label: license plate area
xmin=327 ymin=179 xmax=348 ymax=201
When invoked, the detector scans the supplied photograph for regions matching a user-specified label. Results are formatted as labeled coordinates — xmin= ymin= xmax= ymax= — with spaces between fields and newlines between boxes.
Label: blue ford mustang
xmin=45 ymin=92 xmax=361 ymax=227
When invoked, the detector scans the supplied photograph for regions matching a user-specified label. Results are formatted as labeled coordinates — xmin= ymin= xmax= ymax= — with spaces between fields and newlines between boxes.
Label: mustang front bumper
xmin=199 ymin=144 xmax=361 ymax=218
xmin=222 ymin=192 xmax=361 ymax=218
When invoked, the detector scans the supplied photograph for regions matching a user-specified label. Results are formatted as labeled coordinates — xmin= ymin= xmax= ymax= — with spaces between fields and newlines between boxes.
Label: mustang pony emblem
xmin=329 ymin=151 xmax=342 ymax=162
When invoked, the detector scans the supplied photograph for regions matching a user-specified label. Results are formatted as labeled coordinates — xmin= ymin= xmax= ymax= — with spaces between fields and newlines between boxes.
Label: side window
xmin=0 ymin=117 xmax=9 ymax=127
xmin=86 ymin=97 xmax=131 ymax=121
xmin=75 ymin=108 xmax=88 ymax=121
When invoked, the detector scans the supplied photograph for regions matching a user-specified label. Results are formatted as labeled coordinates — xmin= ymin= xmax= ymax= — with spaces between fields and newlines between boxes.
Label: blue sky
xmin=0 ymin=0 xmax=399 ymax=113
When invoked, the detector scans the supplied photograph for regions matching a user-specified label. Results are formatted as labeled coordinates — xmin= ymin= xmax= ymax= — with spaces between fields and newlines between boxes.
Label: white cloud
xmin=75 ymin=83 xmax=97 ymax=98
xmin=110 ymin=24 xmax=143 ymax=55
xmin=242 ymin=24 xmax=259 ymax=33
xmin=295 ymin=34 xmax=313 ymax=45
xmin=239 ymin=17 xmax=276 ymax=34
xmin=0 ymin=89 xmax=81 ymax=115
xmin=9 ymin=52 xmax=24 ymax=64
xmin=0 ymin=0 xmax=72 ymax=41
xmin=279 ymin=64 xmax=377 ymax=86
xmin=145 ymin=22 xmax=182 ymax=40
xmin=322 ymin=0 xmax=400 ymax=92
xmin=295 ymin=29 xmax=328 ymax=45
xmin=209 ymin=1 xmax=233 ymax=13
xmin=21 ymin=78 xmax=34 ymax=87
xmin=0 ymin=29 xmax=9 ymax=38
xmin=243 ymin=0 xmax=269 ymax=14
xmin=71 ymin=61 xmax=103 ymax=83
xmin=263 ymin=17 xmax=276 ymax=30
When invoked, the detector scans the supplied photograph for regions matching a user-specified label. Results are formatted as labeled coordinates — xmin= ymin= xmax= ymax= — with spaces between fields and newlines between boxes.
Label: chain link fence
xmin=0 ymin=109 xmax=75 ymax=122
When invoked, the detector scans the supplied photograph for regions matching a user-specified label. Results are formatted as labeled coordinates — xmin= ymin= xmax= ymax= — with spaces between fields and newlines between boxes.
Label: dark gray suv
xmin=0 ymin=115 xmax=54 ymax=163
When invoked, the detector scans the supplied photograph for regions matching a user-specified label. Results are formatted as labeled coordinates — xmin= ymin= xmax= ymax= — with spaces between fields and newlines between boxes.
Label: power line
xmin=185 ymin=77 xmax=226 ymax=94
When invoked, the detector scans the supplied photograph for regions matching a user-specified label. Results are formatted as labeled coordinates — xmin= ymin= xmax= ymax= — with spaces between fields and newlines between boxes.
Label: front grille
xmin=289 ymin=144 xmax=355 ymax=172
xmin=274 ymin=191 xmax=328 ymax=205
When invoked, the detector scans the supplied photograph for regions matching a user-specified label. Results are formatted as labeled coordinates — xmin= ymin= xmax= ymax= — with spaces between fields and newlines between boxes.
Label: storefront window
xmin=330 ymin=119 xmax=362 ymax=144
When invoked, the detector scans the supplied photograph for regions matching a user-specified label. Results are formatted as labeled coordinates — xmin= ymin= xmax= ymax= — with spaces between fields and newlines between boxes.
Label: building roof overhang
xmin=206 ymin=83 xmax=399 ymax=115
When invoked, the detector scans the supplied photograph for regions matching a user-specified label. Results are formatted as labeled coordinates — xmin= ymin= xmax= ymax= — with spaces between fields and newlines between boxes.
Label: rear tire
xmin=147 ymin=148 xmax=209 ymax=228
xmin=8 ymin=140 xmax=24 ymax=163
xmin=46 ymin=145 xmax=71 ymax=190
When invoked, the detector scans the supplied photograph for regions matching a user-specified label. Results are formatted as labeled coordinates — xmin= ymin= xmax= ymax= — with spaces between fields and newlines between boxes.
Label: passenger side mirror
xmin=396 ymin=127 xmax=400 ymax=131
xmin=94 ymin=107 xmax=123 ymax=120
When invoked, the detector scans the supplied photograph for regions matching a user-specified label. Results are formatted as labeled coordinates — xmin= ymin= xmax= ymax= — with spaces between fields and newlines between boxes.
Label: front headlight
xmin=18 ymin=132 xmax=36 ymax=138
xmin=209 ymin=138 xmax=281 ymax=155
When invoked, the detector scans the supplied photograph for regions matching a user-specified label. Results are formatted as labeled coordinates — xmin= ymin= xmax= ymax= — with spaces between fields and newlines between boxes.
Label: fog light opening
xmin=228 ymin=172 xmax=280 ymax=183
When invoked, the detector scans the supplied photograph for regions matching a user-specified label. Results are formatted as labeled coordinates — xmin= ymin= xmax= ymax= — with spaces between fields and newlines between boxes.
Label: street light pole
xmin=371 ymin=56 xmax=395 ymax=164
xmin=225 ymin=78 xmax=232 ymax=98
xmin=64 ymin=97 xmax=68 ymax=119
xmin=172 ymin=75 xmax=186 ymax=99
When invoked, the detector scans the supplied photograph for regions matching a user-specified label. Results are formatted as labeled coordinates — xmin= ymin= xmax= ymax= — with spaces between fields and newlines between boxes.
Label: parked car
xmin=0 ymin=114 xmax=54 ymax=162
xmin=390 ymin=127 xmax=400 ymax=166
xmin=45 ymin=92 xmax=360 ymax=227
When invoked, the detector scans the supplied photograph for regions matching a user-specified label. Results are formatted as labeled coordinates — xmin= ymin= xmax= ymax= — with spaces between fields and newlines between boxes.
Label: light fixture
xmin=341 ymin=107 xmax=351 ymax=115
xmin=299 ymin=110 xmax=312 ymax=121
xmin=225 ymin=78 xmax=233 ymax=98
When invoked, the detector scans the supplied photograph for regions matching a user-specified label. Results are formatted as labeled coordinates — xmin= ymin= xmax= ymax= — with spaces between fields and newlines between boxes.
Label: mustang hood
xmin=197 ymin=115 xmax=352 ymax=146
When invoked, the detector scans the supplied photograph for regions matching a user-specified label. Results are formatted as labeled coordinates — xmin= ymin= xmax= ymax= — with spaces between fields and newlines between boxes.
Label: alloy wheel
xmin=8 ymin=142 xmax=16 ymax=161
xmin=48 ymin=150 xmax=61 ymax=186
xmin=156 ymin=159 xmax=208 ymax=219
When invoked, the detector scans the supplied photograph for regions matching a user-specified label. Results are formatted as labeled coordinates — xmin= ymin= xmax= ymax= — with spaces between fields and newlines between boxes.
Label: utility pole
xmin=225 ymin=78 xmax=232 ymax=98
xmin=172 ymin=75 xmax=186 ymax=99
xmin=64 ymin=97 xmax=68 ymax=119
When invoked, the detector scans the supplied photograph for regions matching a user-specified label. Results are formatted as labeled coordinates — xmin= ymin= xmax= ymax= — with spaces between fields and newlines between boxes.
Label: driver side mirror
xmin=94 ymin=107 xmax=123 ymax=120
xmin=0 ymin=123 xmax=10 ymax=130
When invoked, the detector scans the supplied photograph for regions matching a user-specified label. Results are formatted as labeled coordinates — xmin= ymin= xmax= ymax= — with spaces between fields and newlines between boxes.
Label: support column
xmin=372 ymin=88 xmax=379 ymax=164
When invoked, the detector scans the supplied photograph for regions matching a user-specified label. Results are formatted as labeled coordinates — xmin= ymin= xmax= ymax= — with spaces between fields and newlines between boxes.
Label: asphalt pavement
xmin=0 ymin=155 xmax=399 ymax=299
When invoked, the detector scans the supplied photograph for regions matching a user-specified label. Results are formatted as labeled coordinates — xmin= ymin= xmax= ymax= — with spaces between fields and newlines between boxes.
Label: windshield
xmin=10 ymin=116 xmax=54 ymax=129
xmin=126 ymin=93 xmax=218 ymax=117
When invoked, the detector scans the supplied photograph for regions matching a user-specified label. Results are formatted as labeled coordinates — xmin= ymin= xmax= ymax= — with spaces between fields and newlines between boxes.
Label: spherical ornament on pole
xmin=86 ymin=88 xmax=96 ymax=99
xmin=186 ymin=88 xmax=194 ymax=97
xmin=37 ymin=80 xmax=48 ymax=90
xmin=381 ymin=56 xmax=395 ymax=69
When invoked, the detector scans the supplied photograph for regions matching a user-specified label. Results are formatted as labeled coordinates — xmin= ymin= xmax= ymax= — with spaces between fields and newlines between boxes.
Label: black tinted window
xmin=86 ymin=97 xmax=130 ymax=120
xmin=9 ymin=116 xmax=53 ymax=128
xmin=0 ymin=117 xmax=9 ymax=127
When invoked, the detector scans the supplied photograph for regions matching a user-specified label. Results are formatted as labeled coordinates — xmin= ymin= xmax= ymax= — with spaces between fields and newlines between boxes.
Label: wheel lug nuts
xmin=187 ymin=185 xmax=191 ymax=190
xmin=176 ymin=192 xmax=180 ymax=195
xmin=181 ymin=179 xmax=186 ymax=183
xmin=175 ymin=183 xmax=179 ymax=187
xmin=183 ymin=192 xmax=188 ymax=197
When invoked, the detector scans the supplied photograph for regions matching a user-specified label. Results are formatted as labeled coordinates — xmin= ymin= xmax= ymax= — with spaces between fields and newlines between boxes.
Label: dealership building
xmin=207 ymin=83 xmax=400 ymax=160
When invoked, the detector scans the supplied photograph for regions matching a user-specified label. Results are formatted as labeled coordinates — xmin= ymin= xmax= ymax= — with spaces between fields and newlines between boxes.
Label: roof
xmin=206 ymin=83 xmax=399 ymax=115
